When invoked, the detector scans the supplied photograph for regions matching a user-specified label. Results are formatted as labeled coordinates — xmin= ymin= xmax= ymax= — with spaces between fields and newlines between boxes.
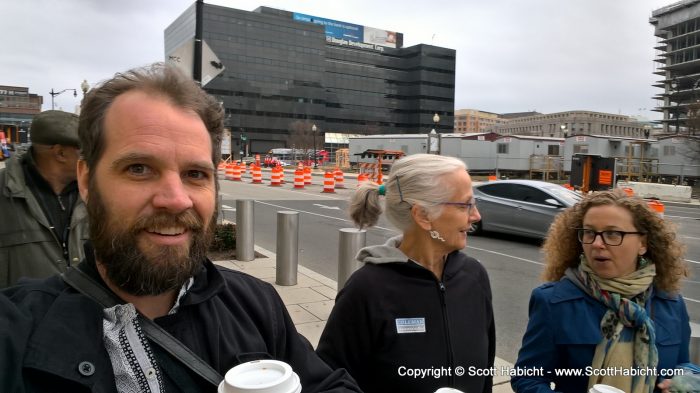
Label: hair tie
xmin=377 ymin=184 xmax=386 ymax=196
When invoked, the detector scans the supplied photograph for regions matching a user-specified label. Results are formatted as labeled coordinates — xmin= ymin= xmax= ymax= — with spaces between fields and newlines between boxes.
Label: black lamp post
xmin=311 ymin=124 xmax=318 ymax=169
xmin=49 ymin=88 xmax=78 ymax=110
xmin=433 ymin=113 xmax=440 ymax=132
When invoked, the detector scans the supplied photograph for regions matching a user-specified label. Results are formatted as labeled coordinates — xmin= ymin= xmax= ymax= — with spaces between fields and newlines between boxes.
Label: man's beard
xmin=86 ymin=184 xmax=215 ymax=296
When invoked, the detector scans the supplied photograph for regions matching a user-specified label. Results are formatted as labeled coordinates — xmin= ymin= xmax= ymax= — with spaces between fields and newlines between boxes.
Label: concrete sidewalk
xmin=213 ymin=244 xmax=515 ymax=393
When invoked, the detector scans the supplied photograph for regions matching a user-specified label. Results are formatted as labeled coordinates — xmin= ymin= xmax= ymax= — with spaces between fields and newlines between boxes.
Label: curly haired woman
xmin=512 ymin=190 xmax=689 ymax=393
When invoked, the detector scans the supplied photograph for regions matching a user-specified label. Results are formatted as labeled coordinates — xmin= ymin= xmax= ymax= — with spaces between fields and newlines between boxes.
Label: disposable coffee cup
xmin=589 ymin=384 xmax=625 ymax=393
xmin=218 ymin=359 xmax=301 ymax=393
xmin=434 ymin=388 xmax=465 ymax=393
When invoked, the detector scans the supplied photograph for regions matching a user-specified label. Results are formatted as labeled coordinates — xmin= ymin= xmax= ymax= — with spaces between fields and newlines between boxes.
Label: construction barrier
xmin=487 ymin=175 xmax=497 ymax=181
xmin=217 ymin=163 xmax=227 ymax=180
xmin=304 ymin=166 xmax=312 ymax=185
xmin=647 ymin=200 xmax=665 ymax=218
xmin=293 ymin=169 xmax=305 ymax=189
xmin=562 ymin=184 xmax=574 ymax=190
xmin=240 ymin=162 xmax=247 ymax=175
xmin=231 ymin=163 xmax=242 ymax=181
xmin=334 ymin=168 xmax=345 ymax=189
xmin=357 ymin=173 xmax=369 ymax=188
xmin=225 ymin=163 xmax=234 ymax=181
xmin=322 ymin=171 xmax=336 ymax=193
xmin=622 ymin=187 xmax=634 ymax=196
xmin=270 ymin=166 xmax=282 ymax=186
xmin=251 ymin=165 xmax=263 ymax=184
xmin=279 ymin=166 xmax=285 ymax=184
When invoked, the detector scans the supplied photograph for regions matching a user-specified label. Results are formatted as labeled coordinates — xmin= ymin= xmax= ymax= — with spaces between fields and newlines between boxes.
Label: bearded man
xmin=0 ymin=64 xmax=360 ymax=393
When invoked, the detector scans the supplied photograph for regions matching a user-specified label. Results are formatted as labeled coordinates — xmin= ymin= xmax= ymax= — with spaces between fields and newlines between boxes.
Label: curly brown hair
xmin=541 ymin=189 xmax=688 ymax=293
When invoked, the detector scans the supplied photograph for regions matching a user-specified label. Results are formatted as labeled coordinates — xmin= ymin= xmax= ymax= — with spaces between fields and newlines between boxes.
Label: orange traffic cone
xmin=334 ymin=167 xmax=345 ymax=189
xmin=304 ymin=166 xmax=312 ymax=185
xmin=357 ymin=173 xmax=369 ymax=188
xmin=251 ymin=164 xmax=263 ymax=184
xmin=270 ymin=166 xmax=282 ymax=186
xmin=322 ymin=171 xmax=336 ymax=193
xmin=293 ymin=168 xmax=305 ymax=189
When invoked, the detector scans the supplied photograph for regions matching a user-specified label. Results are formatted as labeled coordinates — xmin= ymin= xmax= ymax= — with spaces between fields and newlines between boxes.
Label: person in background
xmin=0 ymin=63 xmax=360 ymax=392
xmin=317 ymin=153 xmax=494 ymax=393
xmin=512 ymin=190 xmax=689 ymax=393
xmin=0 ymin=110 xmax=88 ymax=288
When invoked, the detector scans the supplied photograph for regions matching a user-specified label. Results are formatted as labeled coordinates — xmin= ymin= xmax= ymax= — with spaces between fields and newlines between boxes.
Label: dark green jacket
xmin=0 ymin=151 xmax=89 ymax=288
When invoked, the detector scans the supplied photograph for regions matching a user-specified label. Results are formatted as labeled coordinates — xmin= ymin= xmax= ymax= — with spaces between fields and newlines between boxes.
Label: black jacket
xmin=0 ymin=249 xmax=360 ymax=392
xmin=317 ymin=236 xmax=495 ymax=393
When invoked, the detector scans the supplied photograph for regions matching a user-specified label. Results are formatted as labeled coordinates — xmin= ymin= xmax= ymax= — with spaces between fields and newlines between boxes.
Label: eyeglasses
xmin=440 ymin=199 xmax=477 ymax=214
xmin=576 ymin=228 xmax=645 ymax=246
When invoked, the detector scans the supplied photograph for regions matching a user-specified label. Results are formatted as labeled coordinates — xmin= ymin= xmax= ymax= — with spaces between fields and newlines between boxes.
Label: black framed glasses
xmin=576 ymin=228 xmax=645 ymax=246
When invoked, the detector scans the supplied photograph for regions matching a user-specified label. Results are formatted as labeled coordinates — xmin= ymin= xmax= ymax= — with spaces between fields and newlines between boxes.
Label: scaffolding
xmin=529 ymin=155 xmax=563 ymax=180
xmin=335 ymin=148 xmax=350 ymax=169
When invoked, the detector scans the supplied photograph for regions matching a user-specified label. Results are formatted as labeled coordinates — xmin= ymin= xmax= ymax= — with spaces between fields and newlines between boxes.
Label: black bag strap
xmin=61 ymin=267 xmax=223 ymax=386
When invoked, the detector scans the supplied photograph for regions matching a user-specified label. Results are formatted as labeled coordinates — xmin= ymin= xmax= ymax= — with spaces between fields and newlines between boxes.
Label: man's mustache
xmin=131 ymin=210 xmax=204 ymax=232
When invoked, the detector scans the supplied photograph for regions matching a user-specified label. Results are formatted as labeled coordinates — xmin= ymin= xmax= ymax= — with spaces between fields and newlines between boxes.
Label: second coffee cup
xmin=219 ymin=359 xmax=301 ymax=393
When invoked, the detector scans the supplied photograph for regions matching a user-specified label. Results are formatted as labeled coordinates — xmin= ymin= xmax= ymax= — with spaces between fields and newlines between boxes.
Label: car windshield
xmin=542 ymin=185 xmax=582 ymax=206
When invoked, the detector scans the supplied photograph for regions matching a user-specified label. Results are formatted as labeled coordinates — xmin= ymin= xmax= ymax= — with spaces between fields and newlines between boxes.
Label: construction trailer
xmin=656 ymin=135 xmax=700 ymax=183
xmin=562 ymin=135 xmax=658 ymax=181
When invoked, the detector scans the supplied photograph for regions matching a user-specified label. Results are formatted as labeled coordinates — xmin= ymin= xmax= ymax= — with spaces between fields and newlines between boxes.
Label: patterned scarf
xmin=566 ymin=255 xmax=657 ymax=393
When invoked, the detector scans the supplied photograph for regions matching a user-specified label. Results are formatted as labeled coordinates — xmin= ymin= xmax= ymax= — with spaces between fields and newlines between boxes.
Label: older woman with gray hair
xmin=316 ymin=153 xmax=495 ymax=393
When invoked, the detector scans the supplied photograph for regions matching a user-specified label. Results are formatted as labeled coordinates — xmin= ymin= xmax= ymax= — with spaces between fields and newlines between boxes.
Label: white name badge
xmin=395 ymin=318 xmax=426 ymax=334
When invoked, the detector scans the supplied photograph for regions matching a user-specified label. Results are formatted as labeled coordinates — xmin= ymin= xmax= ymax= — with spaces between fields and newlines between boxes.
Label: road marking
xmin=254 ymin=201 xmax=396 ymax=232
xmin=468 ymin=246 xmax=545 ymax=266
xmin=221 ymin=204 xmax=235 ymax=211
xmin=684 ymin=297 xmax=700 ymax=304
xmin=313 ymin=203 xmax=341 ymax=210
xmin=682 ymin=236 xmax=700 ymax=240
xmin=686 ymin=259 xmax=700 ymax=265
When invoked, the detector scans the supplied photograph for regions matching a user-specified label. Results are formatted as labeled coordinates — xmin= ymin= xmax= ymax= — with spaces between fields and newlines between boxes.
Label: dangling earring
xmin=638 ymin=255 xmax=651 ymax=268
xmin=429 ymin=230 xmax=446 ymax=242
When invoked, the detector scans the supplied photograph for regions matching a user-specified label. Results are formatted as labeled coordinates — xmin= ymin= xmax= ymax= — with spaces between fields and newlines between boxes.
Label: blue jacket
xmin=511 ymin=278 xmax=690 ymax=393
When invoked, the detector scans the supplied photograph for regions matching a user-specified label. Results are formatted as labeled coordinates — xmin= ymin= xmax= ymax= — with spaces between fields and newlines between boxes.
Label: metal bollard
xmin=235 ymin=199 xmax=255 ymax=262
xmin=337 ymin=228 xmax=366 ymax=291
xmin=276 ymin=211 xmax=299 ymax=286
xmin=690 ymin=336 xmax=700 ymax=364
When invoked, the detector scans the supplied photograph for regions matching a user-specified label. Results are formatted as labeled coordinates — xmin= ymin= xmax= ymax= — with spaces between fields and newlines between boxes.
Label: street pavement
xmin=212 ymin=243 xmax=516 ymax=393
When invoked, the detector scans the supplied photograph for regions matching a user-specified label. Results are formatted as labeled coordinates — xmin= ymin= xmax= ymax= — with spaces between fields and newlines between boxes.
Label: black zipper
xmin=438 ymin=281 xmax=455 ymax=387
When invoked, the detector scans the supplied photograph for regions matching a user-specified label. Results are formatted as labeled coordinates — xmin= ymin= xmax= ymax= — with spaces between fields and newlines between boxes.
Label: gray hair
xmin=349 ymin=154 xmax=467 ymax=230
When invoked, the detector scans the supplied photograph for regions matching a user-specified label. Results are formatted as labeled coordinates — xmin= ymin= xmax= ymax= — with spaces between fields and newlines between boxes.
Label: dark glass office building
xmin=166 ymin=4 xmax=455 ymax=154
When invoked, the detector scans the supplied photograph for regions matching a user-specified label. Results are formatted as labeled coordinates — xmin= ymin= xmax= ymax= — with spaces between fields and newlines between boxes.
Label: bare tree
xmin=288 ymin=120 xmax=316 ymax=159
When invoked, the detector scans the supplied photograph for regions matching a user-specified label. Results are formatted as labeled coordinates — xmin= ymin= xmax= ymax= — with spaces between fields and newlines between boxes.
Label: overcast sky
xmin=1 ymin=0 xmax=676 ymax=120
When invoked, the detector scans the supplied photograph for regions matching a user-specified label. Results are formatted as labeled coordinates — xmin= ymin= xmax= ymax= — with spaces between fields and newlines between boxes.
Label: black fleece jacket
xmin=317 ymin=237 xmax=495 ymax=393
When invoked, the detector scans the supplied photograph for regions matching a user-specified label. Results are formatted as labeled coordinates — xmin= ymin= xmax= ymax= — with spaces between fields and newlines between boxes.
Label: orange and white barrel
xmin=334 ymin=168 xmax=345 ymax=189
xmin=293 ymin=169 xmax=305 ymax=189
xmin=304 ymin=166 xmax=312 ymax=185
xmin=270 ymin=166 xmax=282 ymax=186
xmin=322 ymin=171 xmax=336 ymax=193
xmin=278 ymin=165 xmax=285 ymax=184
xmin=647 ymin=200 xmax=665 ymax=218
xmin=231 ymin=163 xmax=242 ymax=181
xmin=224 ymin=164 xmax=234 ymax=181
xmin=251 ymin=165 xmax=263 ymax=184
xmin=240 ymin=162 xmax=247 ymax=174
xmin=217 ymin=163 xmax=227 ymax=180
xmin=357 ymin=173 xmax=369 ymax=188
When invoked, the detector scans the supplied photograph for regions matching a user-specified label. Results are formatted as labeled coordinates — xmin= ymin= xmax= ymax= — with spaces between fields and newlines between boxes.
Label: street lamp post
xmin=433 ymin=113 xmax=440 ymax=132
xmin=560 ymin=124 xmax=567 ymax=138
xmin=49 ymin=88 xmax=77 ymax=110
xmin=311 ymin=124 xmax=318 ymax=169
xmin=80 ymin=80 xmax=89 ymax=98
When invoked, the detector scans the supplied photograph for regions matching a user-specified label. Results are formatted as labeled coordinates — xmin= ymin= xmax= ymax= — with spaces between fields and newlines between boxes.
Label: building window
xmin=573 ymin=144 xmax=589 ymax=154
xmin=497 ymin=143 xmax=509 ymax=154
xmin=663 ymin=145 xmax=676 ymax=156
xmin=548 ymin=145 xmax=560 ymax=155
